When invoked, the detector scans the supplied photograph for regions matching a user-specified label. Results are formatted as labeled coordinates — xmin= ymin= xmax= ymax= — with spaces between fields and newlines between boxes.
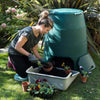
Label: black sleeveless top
xmin=8 ymin=26 xmax=42 ymax=55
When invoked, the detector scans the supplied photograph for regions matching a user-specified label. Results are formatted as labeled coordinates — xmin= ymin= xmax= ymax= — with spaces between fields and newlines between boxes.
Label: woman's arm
xmin=15 ymin=36 xmax=30 ymax=56
xmin=32 ymin=44 xmax=42 ymax=59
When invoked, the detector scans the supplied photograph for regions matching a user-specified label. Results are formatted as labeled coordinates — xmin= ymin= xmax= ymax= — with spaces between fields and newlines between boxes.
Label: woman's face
xmin=40 ymin=24 xmax=52 ymax=35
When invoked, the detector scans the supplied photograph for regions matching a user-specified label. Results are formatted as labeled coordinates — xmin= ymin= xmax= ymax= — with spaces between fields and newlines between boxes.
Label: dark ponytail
xmin=38 ymin=10 xmax=53 ymax=28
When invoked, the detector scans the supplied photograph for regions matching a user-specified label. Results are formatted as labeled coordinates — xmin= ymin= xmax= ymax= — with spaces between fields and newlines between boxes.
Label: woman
xmin=8 ymin=10 xmax=53 ymax=81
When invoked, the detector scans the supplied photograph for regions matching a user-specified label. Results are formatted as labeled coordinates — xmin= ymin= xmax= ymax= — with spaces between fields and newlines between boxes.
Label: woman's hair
xmin=38 ymin=10 xmax=53 ymax=28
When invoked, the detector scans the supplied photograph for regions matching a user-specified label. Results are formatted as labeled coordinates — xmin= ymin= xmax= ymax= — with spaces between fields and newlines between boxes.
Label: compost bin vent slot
xmin=51 ymin=56 xmax=74 ymax=69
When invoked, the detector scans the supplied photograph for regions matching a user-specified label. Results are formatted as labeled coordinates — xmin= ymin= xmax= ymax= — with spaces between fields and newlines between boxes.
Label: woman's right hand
xmin=28 ymin=53 xmax=37 ymax=63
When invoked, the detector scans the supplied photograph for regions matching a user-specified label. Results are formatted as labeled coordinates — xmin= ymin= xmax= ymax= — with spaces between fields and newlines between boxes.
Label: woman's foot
xmin=14 ymin=74 xmax=28 ymax=81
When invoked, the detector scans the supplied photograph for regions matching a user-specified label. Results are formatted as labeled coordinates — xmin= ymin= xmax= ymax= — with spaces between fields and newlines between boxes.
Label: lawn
xmin=0 ymin=50 xmax=100 ymax=100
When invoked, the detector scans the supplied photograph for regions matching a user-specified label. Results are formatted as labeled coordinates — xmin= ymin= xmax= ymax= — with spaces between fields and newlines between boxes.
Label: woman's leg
xmin=9 ymin=54 xmax=31 ymax=78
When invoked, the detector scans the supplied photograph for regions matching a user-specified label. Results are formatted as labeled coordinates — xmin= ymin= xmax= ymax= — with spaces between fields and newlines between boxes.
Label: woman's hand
xmin=28 ymin=53 xmax=37 ymax=63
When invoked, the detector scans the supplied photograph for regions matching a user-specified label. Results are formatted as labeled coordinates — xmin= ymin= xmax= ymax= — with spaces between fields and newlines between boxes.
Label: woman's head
xmin=38 ymin=10 xmax=53 ymax=35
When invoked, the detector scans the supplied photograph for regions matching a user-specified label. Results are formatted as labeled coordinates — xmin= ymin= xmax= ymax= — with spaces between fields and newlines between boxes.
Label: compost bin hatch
xmin=78 ymin=53 xmax=95 ymax=71
xmin=51 ymin=56 xmax=74 ymax=70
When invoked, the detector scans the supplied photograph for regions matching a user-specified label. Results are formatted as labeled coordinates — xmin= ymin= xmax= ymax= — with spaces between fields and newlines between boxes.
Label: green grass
xmin=0 ymin=51 xmax=100 ymax=100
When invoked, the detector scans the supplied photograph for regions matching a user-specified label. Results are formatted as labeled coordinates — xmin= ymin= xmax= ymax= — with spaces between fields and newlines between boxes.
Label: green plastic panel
xmin=78 ymin=53 xmax=95 ymax=71
xmin=44 ymin=8 xmax=95 ymax=70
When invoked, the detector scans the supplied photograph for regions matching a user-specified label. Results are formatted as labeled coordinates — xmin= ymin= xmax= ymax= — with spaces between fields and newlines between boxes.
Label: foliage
xmin=0 ymin=0 xmax=18 ymax=14
xmin=0 ymin=6 xmax=29 ymax=47
xmin=83 ymin=0 xmax=100 ymax=55
xmin=79 ymin=66 xmax=92 ymax=77
xmin=61 ymin=62 xmax=71 ymax=70
xmin=0 ymin=26 xmax=17 ymax=48
xmin=12 ymin=0 xmax=97 ymax=17
xmin=0 ymin=6 xmax=28 ymax=26
xmin=64 ymin=66 xmax=71 ymax=70
xmin=85 ymin=14 xmax=100 ymax=55
xmin=27 ymin=78 xmax=55 ymax=98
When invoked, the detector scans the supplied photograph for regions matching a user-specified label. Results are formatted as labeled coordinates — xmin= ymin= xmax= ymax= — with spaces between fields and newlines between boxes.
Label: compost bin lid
xmin=78 ymin=53 xmax=96 ymax=71
xmin=50 ymin=8 xmax=83 ymax=15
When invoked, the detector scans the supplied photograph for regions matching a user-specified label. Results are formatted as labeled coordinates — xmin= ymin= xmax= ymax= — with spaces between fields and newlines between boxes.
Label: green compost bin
xmin=44 ymin=8 xmax=95 ymax=70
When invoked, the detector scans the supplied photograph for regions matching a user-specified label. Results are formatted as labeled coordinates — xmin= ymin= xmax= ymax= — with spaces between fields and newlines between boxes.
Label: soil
xmin=51 ymin=56 xmax=74 ymax=70
xmin=39 ymin=67 xmax=68 ymax=77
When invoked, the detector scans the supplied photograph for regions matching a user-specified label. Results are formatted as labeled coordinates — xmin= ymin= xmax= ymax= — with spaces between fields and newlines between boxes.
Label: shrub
xmin=0 ymin=26 xmax=17 ymax=48
xmin=0 ymin=6 xmax=29 ymax=47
